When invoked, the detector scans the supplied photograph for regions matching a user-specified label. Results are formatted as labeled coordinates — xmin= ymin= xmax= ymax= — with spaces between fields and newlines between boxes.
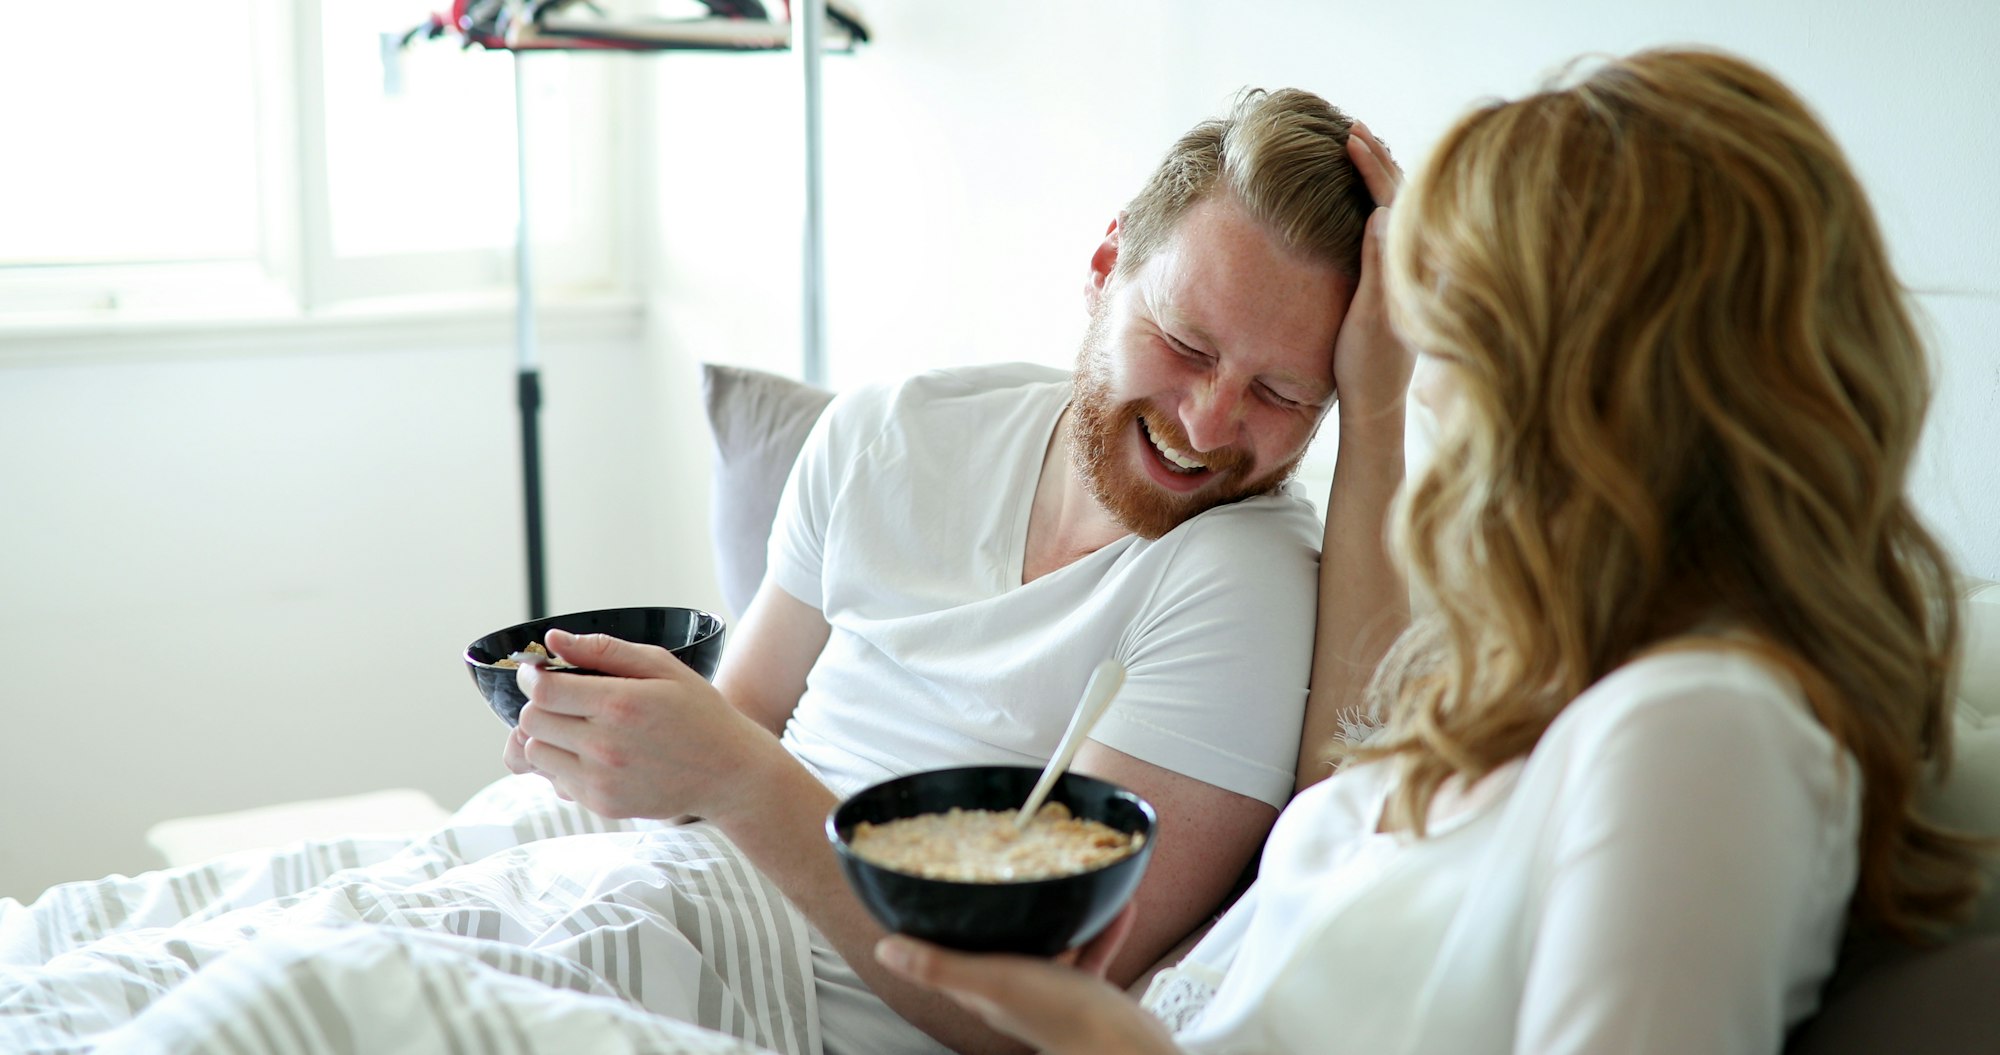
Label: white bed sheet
xmin=0 ymin=776 xmax=816 ymax=1055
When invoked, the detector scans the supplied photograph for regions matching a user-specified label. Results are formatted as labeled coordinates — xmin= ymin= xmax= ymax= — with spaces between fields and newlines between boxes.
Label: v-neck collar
xmin=1368 ymin=759 xmax=1525 ymax=840
xmin=1003 ymin=387 xmax=1076 ymax=588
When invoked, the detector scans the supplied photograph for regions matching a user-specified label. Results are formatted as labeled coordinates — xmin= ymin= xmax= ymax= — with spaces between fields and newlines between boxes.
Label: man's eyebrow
xmin=1280 ymin=373 xmax=1336 ymax=406
xmin=1168 ymin=315 xmax=1336 ymax=401
xmin=1154 ymin=295 xmax=1219 ymax=353
xmin=1264 ymin=369 xmax=1328 ymax=405
xmin=1158 ymin=299 xmax=1333 ymax=405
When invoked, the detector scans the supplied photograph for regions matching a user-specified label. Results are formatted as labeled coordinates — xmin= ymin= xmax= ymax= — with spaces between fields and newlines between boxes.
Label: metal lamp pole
xmin=513 ymin=50 xmax=548 ymax=620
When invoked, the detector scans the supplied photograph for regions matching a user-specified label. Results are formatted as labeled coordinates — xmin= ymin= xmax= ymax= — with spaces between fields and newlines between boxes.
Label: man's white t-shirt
xmin=765 ymin=362 xmax=1323 ymax=809
xmin=1148 ymin=648 xmax=1860 ymax=1054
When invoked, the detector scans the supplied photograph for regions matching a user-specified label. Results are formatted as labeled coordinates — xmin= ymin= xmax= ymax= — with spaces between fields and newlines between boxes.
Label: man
xmin=0 ymin=89 xmax=1407 ymax=1055
xmin=506 ymin=88 xmax=1406 ymax=1054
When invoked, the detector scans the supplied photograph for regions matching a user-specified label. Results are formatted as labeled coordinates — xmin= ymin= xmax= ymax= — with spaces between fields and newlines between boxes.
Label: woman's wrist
xmin=1076 ymin=983 xmax=1182 ymax=1055
xmin=1335 ymin=405 xmax=1407 ymax=449
xmin=1100 ymin=1014 xmax=1183 ymax=1055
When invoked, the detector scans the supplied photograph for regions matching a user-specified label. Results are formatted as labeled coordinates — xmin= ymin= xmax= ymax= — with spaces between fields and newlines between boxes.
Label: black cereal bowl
xmin=828 ymin=765 xmax=1157 ymax=956
xmin=464 ymin=606 xmax=727 ymax=727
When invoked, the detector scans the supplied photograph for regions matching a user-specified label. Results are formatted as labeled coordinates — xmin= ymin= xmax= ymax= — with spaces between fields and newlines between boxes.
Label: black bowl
xmin=828 ymin=765 xmax=1157 ymax=956
xmin=464 ymin=606 xmax=727 ymax=727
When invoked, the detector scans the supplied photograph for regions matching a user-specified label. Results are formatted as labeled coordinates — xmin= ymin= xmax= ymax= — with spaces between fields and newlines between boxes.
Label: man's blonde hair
xmin=1119 ymin=87 xmax=1375 ymax=279
xmin=1359 ymin=48 xmax=1983 ymax=939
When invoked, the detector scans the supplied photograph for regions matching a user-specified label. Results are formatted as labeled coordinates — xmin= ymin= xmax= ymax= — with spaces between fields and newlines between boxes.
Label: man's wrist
xmin=706 ymin=730 xmax=819 ymax=834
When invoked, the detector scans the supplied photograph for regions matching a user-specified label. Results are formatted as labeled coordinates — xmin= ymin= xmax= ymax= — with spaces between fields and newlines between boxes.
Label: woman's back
xmin=1162 ymin=647 xmax=1858 ymax=1053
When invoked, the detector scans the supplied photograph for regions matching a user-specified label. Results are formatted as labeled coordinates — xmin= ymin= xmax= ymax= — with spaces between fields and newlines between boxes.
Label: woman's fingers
xmin=1328 ymin=204 xmax=1415 ymax=431
xmin=875 ymin=935 xmax=1179 ymax=1055
xmin=1361 ymin=206 xmax=1387 ymax=292
xmin=874 ymin=938 xmax=1086 ymax=1049
xmin=1073 ymin=902 xmax=1139 ymax=977
xmin=875 ymin=936 xmax=1020 ymax=1021
xmin=1347 ymin=120 xmax=1403 ymax=208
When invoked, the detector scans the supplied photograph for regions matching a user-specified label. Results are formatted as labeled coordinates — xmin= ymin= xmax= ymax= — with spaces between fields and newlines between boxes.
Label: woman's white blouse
xmin=1148 ymin=648 xmax=1861 ymax=1054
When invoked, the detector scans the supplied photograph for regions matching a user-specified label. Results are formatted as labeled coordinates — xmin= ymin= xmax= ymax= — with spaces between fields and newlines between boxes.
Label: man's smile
xmin=1141 ymin=416 xmax=1207 ymax=472
xmin=1137 ymin=416 xmax=1216 ymax=493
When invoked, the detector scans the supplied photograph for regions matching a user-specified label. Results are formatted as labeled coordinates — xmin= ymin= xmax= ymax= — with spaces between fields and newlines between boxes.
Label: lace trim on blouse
xmin=1141 ymin=963 xmax=1224 ymax=1035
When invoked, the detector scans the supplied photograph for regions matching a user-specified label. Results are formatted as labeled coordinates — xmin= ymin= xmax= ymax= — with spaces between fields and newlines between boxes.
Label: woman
xmin=874 ymin=47 xmax=1986 ymax=1053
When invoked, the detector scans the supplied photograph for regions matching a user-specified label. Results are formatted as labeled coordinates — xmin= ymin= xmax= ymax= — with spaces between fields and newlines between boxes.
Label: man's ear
xmin=1085 ymin=213 xmax=1124 ymax=313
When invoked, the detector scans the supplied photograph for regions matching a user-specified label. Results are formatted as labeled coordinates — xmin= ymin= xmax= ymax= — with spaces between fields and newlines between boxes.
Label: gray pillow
xmin=701 ymin=363 xmax=835 ymax=620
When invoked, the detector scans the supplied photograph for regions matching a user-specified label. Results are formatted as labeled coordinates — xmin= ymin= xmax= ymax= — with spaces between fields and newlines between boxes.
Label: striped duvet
xmin=0 ymin=776 xmax=815 ymax=1054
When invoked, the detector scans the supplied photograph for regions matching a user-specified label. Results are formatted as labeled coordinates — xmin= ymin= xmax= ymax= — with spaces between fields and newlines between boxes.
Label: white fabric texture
xmin=809 ymin=930 xmax=953 ymax=1055
xmin=0 ymin=776 xmax=814 ymax=1055
xmin=1147 ymin=648 xmax=1861 ymax=1055
xmin=767 ymin=362 xmax=1324 ymax=810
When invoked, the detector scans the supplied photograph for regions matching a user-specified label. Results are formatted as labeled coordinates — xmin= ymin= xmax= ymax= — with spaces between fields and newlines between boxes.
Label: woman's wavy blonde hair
xmin=1358 ymin=47 xmax=1982 ymax=937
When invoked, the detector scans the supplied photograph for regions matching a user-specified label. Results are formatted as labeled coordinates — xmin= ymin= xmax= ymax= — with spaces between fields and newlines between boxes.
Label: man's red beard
xmin=1068 ymin=308 xmax=1304 ymax=540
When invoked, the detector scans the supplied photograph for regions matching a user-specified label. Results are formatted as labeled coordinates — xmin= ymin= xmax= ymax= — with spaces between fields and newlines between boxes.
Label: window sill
xmin=0 ymin=290 xmax=646 ymax=368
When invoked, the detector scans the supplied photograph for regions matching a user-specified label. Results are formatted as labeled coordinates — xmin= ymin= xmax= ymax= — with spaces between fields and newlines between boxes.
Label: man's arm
xmin=1067 ymin=743 xmax=1277 ymax=986
xmin=713 ymin=578 xmax=832 ymax=736
xmin=717 ymin=751 xmax=1034 ymax=1055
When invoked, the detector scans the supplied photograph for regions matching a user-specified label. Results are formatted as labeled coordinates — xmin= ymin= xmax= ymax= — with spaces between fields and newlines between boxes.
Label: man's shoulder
xmin=893 ymin=361 xmax=1073 ymax=404
xmin=827 ymin=361 xmax=1071 ymax=428
xmin=1117 ymin=489 xmax=1323 ymax=608
xmin=1169 ymin=488 xmax=1324 ymax=554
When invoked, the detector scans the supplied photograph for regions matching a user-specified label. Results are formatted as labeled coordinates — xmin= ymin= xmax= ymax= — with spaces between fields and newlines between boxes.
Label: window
xmin=0 ymin=0 xmax=622 ymax=324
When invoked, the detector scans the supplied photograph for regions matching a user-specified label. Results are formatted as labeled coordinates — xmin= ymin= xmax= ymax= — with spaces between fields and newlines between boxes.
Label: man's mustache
xmin=1132 ymin=405 xmax=1252 ymax=478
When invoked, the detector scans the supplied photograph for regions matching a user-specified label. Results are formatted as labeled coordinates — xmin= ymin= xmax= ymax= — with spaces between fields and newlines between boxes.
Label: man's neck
xmin=1021 ymin=406 xmax=1131 ymax=585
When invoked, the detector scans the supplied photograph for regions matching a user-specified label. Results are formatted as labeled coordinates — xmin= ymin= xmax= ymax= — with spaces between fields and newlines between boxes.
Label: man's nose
xmin=1182 ymin=379 xmax=1246 ymax=453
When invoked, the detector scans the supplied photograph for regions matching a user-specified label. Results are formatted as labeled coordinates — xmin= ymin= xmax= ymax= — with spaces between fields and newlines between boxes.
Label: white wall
xmin=5 ymin=0 xmax=1995 ymax=901
xmin=648 ymin=0 xmax=2000 ymax=564
xmin=0 ymin=314 xmax=726 ymax=900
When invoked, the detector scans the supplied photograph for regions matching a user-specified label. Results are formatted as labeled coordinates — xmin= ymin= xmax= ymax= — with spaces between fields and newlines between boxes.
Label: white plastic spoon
xmin=1014 ymin=657 xmax=1128 ymax=831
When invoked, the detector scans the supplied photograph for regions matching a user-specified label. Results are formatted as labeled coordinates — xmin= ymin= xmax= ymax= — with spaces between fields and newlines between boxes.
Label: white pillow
xmin=1926 ymin=705 xmax=2000 ymax=934
xmin=1922 ymin=580 xmax=2000 ymax=934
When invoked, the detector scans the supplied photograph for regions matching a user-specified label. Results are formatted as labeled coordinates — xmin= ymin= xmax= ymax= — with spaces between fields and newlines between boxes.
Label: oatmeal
xmin=493 ymin=641 xmax=579 ymax=670
xmin=848 ymin=802 xmax=1143 ymax=882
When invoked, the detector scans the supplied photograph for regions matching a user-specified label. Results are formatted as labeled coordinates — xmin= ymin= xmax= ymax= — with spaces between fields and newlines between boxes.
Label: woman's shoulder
xmin=1513 ymin=642 xmax=1861 ymax=855
xmin=1577 ymin=642 xmax=1803 ymax=712
xmin=1542 ymin=643 xmax=1842 ymax=770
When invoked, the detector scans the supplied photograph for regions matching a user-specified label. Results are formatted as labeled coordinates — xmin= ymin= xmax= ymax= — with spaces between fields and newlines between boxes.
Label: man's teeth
xmin=1146 ymin=422 xmax=1206 ymax=472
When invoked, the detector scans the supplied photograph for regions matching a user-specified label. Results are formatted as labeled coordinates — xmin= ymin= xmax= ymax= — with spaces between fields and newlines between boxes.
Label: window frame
xmin=0 ymin=0 xmax=630 ymax=334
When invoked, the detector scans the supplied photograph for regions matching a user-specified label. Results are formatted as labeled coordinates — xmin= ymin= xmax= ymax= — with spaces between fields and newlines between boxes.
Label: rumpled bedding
xmin=0 ymin=776 xmax=816 ymax=1055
